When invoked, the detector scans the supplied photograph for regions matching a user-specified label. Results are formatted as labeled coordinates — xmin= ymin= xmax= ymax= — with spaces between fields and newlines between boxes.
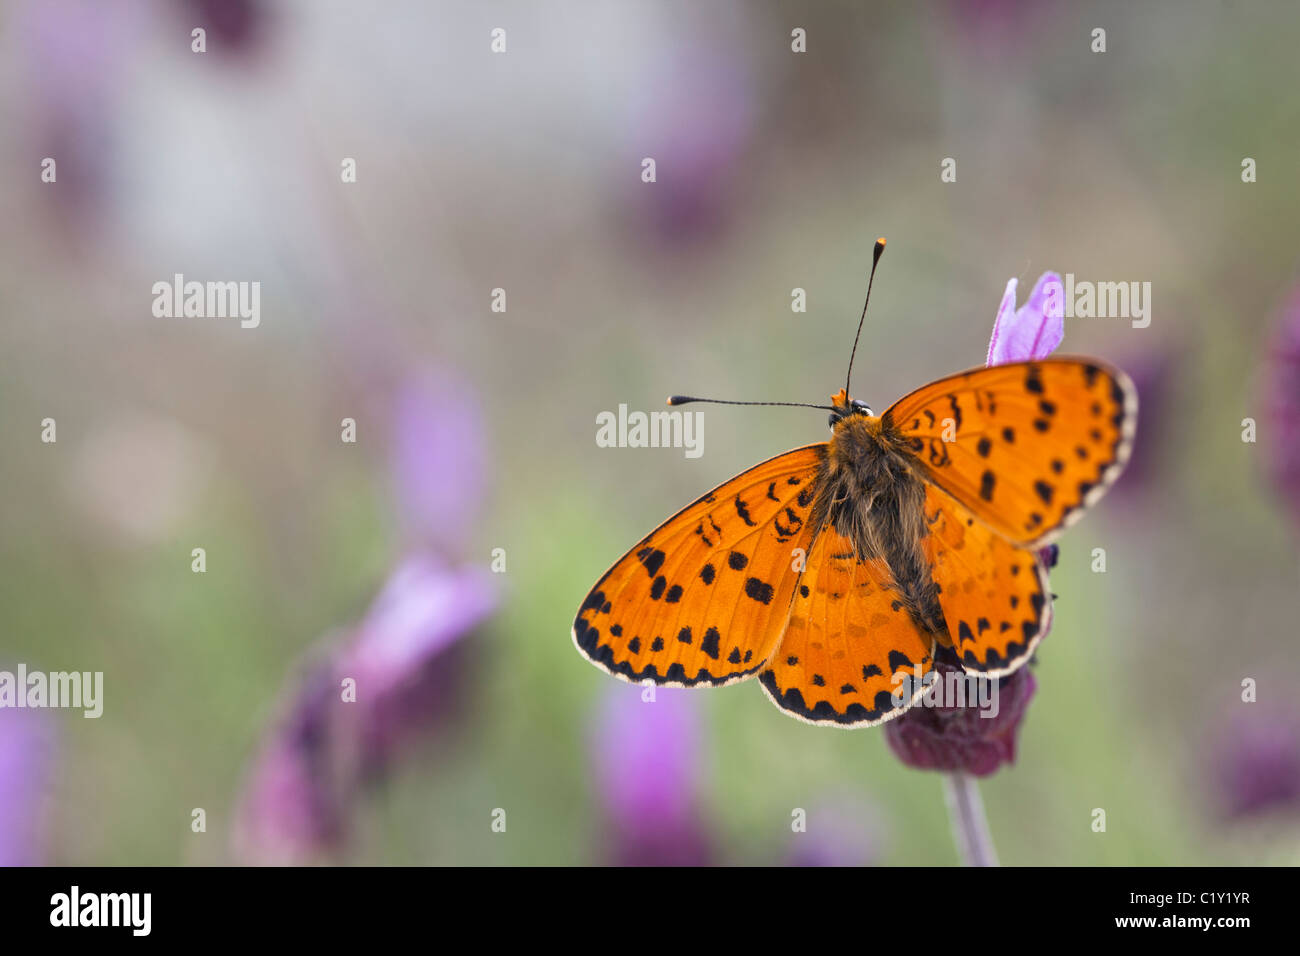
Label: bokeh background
xmin=2 ymin=0 xmax=1299 ymax=866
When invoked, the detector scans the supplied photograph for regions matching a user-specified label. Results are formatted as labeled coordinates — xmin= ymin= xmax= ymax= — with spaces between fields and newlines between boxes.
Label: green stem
xmin=943 ymin=772 xmax=999 ymax=866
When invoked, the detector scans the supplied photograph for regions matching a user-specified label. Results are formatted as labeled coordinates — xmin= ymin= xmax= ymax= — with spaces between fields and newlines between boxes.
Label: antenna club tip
xmin=872 ymin=237 xmax=886 ymax=266
xmin=666 ymin=395 xmax=682 ymax=406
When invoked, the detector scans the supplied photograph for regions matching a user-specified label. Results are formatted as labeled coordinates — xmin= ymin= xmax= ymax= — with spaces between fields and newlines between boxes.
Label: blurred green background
xmin=2 ymin=0 xmax=1298 ymax=865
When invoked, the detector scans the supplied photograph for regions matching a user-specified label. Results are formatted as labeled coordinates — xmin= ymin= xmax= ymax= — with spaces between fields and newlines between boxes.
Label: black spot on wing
xmin=637 ymin=548 xmax=666 ymax=578
xmin=744 ymin=577 xmax=775 ymax=604
xmin=734 ymin=496 xmax=756 ymax=527
xmin=980 ymin=470 xmax=996 ymax=501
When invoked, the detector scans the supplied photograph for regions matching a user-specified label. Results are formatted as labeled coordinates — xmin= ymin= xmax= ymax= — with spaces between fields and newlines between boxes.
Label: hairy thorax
xmin=814 ymin=415 xmax=949 ymax=641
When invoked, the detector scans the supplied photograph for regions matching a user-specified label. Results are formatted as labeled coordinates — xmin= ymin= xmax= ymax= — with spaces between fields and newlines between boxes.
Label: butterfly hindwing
xmin=923 ymin=484 xmax=1051 ymax=675
xmin=759 ymin=526 xmax=935 ymax=727
xmin=885 ymin=357 xmax=1137 ymax=547
xmin=573 ymin=445 xmax=825 ymax=687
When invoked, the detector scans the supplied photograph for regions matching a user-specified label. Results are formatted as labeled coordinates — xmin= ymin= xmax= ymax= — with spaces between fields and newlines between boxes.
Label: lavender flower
xmin=233 ymin=558 xmax=496 ymax=863
xmin=591 ymin=686 xmax=712 ymax=866
xmin=232 ymin=662 xmax=347 ymax=864
xmin=886 ymin=659 xmax=1037 ymax=777
xmin=624 ymin=43 xmax=756 ymax=246
xmin=15 ymin=0 xmax=143 ymax=242
xmin=339 ymin=557 xmax=496 ymax=775
xmin=1211 ymin=708 xmax=1300 ymax=820
xmin=181 ymin=0 xmax=270 ymax=58
xmin=0 ymin=708 xmax=56 ymax=866
xmin=1264 ymin=289 xmax=1300 ymax=527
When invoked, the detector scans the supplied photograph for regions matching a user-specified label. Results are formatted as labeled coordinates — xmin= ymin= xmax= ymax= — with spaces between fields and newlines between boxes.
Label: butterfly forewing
xmin=759 ymin=526 xmax=935 ymax=727
xmin=573 ymin=445 xmax=826 ymax=687
xmin=885 ymin=357 xmax=1137 ymax=547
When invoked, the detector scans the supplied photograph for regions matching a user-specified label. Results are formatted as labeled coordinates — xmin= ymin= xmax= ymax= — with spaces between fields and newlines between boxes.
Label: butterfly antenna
xmin=666 ymin=396 xmax=837 ymax=411
xmin=845 ymin=237 xmax=887 ymax=399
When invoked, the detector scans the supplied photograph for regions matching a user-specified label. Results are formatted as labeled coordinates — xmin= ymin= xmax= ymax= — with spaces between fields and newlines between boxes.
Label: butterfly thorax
xmin=816 ymin=413 xmax=950 ymax=642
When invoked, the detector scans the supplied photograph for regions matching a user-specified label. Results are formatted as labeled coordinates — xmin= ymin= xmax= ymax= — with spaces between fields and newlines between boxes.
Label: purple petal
xmin=389 ymin=370 xmax=489 ymax=556
xmin=591 ymin=685 xmax=712 ymax=865
xmin=987 ymin=272 xmax=1064 ymax=366
xmin=0 ymin=708 xmax=56 ymax=866
xmin=232 ymin=663 xmax=348 ymax=864
xmin=1264 ymin=289 xmax=1300 ymax=527
xmin=342 ymin=555 xmax=496 ymax=702
xmin=234 ymin=557 xmax=497 ymax=861
xmin=342 ymin=555 xmax=496 ymax=770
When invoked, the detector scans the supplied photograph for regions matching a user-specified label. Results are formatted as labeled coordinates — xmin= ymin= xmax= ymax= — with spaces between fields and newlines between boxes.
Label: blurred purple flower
xmin=886 ymin=660 xmax=1037 ymax=777
xmin=232 ymin=662 xmax=346 ymax=864
xmin=786 ymin=797 xmax=881 ymax=867
xmin=234 ymin=557 xmax=497 ymax=863
xmin=1107 ymin=349 xmax=1172 ymax=505
xmin=1211 ymin=708 xmax=1300 ymax=820
xmin=626 ymin=46 xmax=756 ymax=246
xmin=0 ymin=708 xmax=57 ymax=866
xmin=340 ymin=556 xmax=496 ymax=774
xmin=389 ymin=369 xmax=490 ymax=556
xmin=181 ymin=0 xmax=271 ymax=58
xmin=1264 ymin=289 xmax=1300 ymax=527
xmin=16 ymin=0 xmax=143 ymax=242
xmin=986 ymin=272 xmax=1064 ymax=367
xmin=591 ymin=686 xmax=712 ymax=865
xmin=888 ymin=273 xmax=1062 ymax=776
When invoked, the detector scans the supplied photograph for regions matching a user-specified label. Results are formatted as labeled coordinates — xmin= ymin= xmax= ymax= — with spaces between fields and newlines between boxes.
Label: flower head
xmin=885 ymin=658 xmax=1037 ymax=776
xmin=233 ymin=558 xmax=496 ymax=863
xmin=1211 ymin=707 xmax=1300 ymax=820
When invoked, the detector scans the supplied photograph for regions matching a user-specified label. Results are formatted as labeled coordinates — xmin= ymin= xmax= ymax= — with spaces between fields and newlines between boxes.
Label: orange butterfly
xmin=573 ymin=240 xmax=1137 ymax=727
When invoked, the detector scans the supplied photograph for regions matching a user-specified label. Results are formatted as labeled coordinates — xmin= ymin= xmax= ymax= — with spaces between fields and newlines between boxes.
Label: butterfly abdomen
xmin=821 ymin=416 xmax=949 ymax=641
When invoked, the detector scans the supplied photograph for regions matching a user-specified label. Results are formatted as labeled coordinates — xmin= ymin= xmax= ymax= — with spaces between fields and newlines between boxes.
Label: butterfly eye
xmin=827 ymin=412 xmax=839 ymax=429
xmin=851 ymin=399 xmax=874 ymax=416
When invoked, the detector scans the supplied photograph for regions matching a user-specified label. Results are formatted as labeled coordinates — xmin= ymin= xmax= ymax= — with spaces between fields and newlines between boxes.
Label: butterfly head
xmin=828 ymin=387 xmax=873 ymax=428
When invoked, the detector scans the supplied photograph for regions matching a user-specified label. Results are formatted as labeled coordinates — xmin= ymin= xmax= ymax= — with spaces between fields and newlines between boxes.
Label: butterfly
xmin=573 ymin=239 xmax=1137 ymax=727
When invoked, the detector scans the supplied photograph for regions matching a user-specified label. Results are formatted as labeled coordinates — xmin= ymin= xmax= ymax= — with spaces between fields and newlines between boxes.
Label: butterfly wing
xmin=923 ymin=483 xmax=1051 ymax=675
xmin=573 ymin=445 xmax=826 ymax=687
xmin=885 ymin=357 xmax=1137 ymax=547
xmin=759 ymin=526 xmax=935 ymax=727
